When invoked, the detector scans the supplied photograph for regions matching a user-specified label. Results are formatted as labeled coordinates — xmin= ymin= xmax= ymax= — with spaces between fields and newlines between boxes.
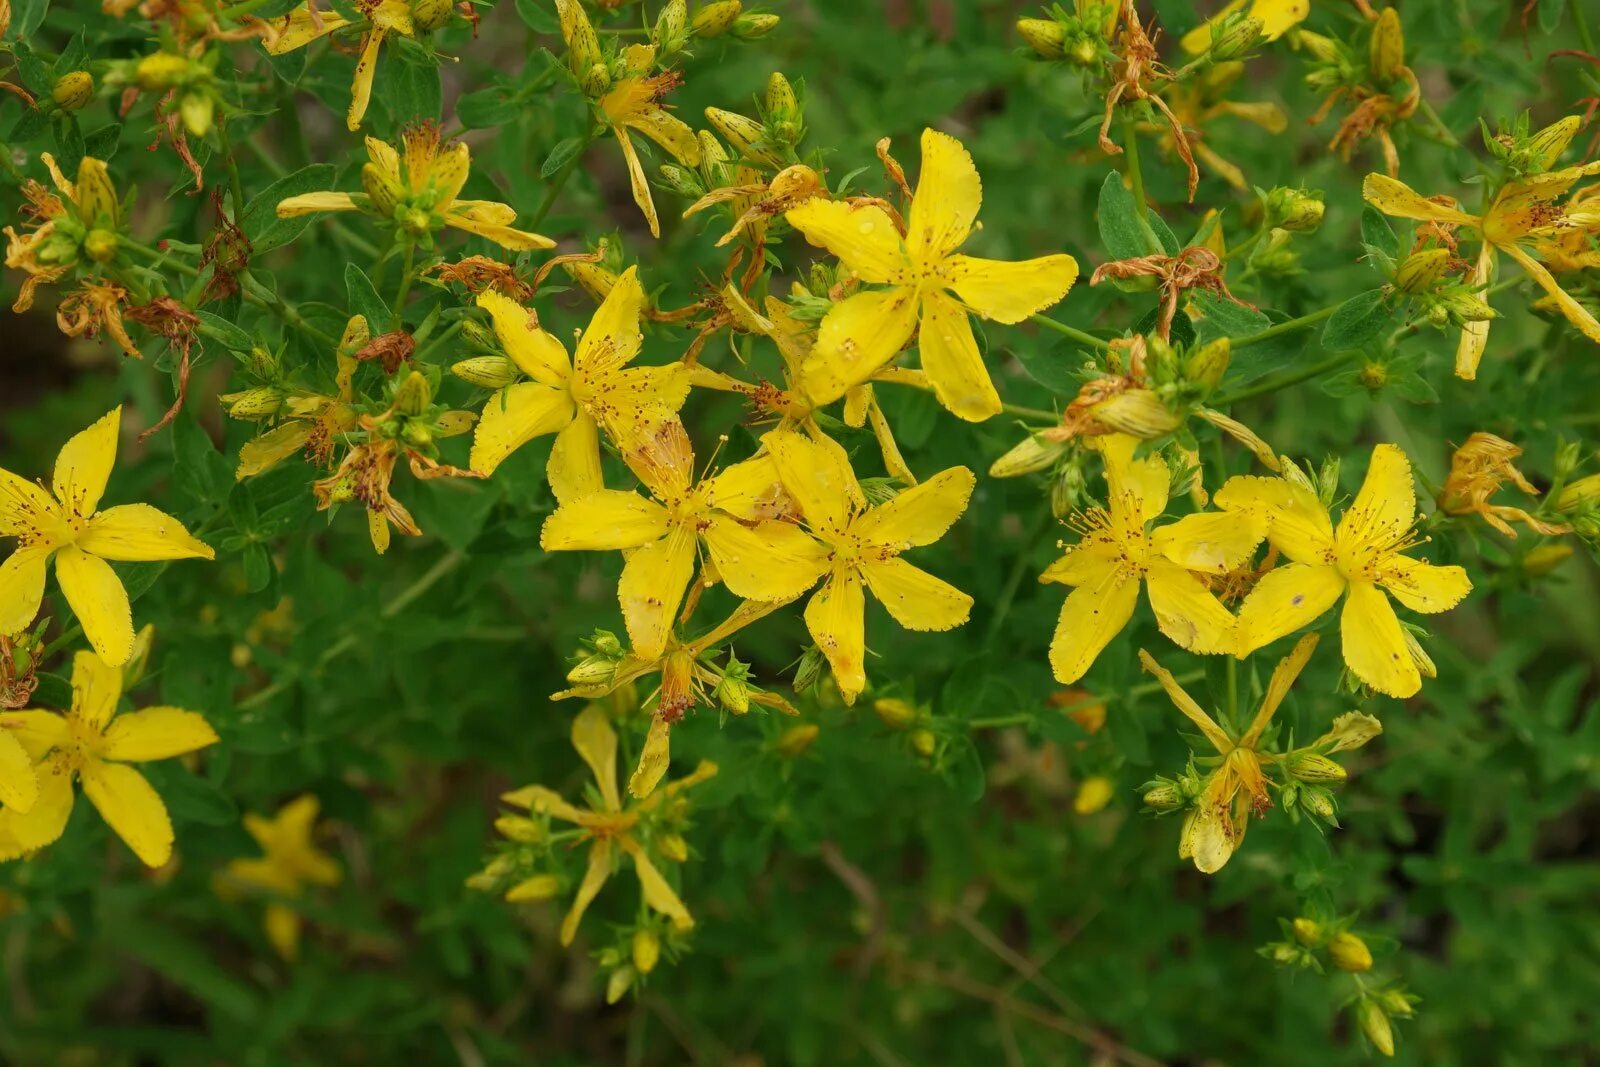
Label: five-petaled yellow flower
xmin=277 ymin=124 xmax=554 ymax=252
xmin=1139 ymin=633 xmax=1319 ymax=874
xmin=540 ymin=419 xmax=825 ymax=660
xmin=501 ymin=703 xmax=715 ymax=945
xmin=784 ymin=128 xmax=1079 ymax=421
xmin=1218 ymin=444 xmax=1471 ymax=698
xmin=263 ymin=0 xmax=422 ymax=131
xmin=219 ymin=794 xmax=343 ymax=962
xmin=470 ymin=265 xmax=689 ymax=493
xmin=0 ymin=650 xmax=217 ymax=867
xmin=1363 ymin=116 xmax=1600 ymax=379
xmin=764 ymin=428 xmax=975 ymax=704
xmin=1042 ymin=435 xmax=1267 ymax=684
xmin=0 ymin=407 xmax=214 ymax=666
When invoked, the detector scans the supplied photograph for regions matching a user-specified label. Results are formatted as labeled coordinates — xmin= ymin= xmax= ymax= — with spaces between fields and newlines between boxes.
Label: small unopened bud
xmin=1016 ymin=17 xmax=1066 ymax=59
xmin=705 ymin=106 xmax=784 ymax=167
xmin=135 ymin=52 xmax=191 ymax=91
xmin=1287 ymin=752 xmax=1348 ymax=783
xmin=989 ymin=434 xmax=1067 ymax=478
xmin=466 ymin=853 xmax=514 ymax=891
xmin=1357 ymin=997 xmax=1395 ymax=1057
xmin=606 ymin=965 xmax=635 ymax=1004
xmin=1073 ymin=775 xmax=1114 ymax=815
xmin=1368 ymin=7 xmax=1406 ymax=84
xmin=872 ymin=697 xmax=919 ymax=730
xmin=221 ymin=387 xmax=287 ymax=420
xmin=1556 ymin=472 xmax=1600 ymax=513
xmin=656 ymin=832 xmax=689 ymax=863
xmin=1207 ymin=13 xmax=1263 ymax=61
xmin=654 ymin=0 xmax=688 ymax=50
xmin=1142 ymin=783 xmax=1183 ymax=811
xmin=1301 ymin=787 xmax=1336 ymax=819
xmin=1522 ymin=542 xmax=1573 ymax=576
xmin=1184 ymin=337 xmax=1231 ymax=392
xmin=361 ymin=162 xmax=404 ymax=218
xmin=1263 ymin=187 xmax=1324 ymax=233
xmin=765 ymin=71 xmax=799 ymax=123
xmin=82 ymin=228 xmax=119 ymax=263
xmin=633 ymin=929 xmax=661 ymax=974
xmin=393 ymin=371 xmax=431 ymax=417
xmin=580 ymin=62 xmax=612 ymax=97
xmin=777 ymin=723 xmax=820 ymax=758
xmin=495 ymin=815 xmax=545 ymax=843
xmin=1376 ymin=988 xmax=1416 ymax=1018
xmin=1297 ymin=28 xmax=1341 ymax=63
xmin=1091 ymin=389 xmax=1183 ymax=437
xmin=657 ymin=163 xmax=704 ymax=198
xmin=1291 ymin=917 xmax=1324 ymax=946
xmin=1395 ymin=247 xmax=1450 ymax=293
xmin=409 ymin=0 xmax=453 ymax=32
xmin=179 ymin=90 xmax=214 ymax=137
xmin=731 ymin=12 xmax=778 ymax=39
xmin=557 ymin=0 xmax=603 ymax=75
xmin=692 ymin=0 xmax=742 ymax=37
xmin=452 ymin=355 xmax=521 ymax=389
xmin=1328 ymin=931 xmax=1374 ymax=973
xmin=1402 ymin=628 xmax=1436 ymax=679
xmin=910 ymin=729 xmax=937 ymax=758
xmin=505 ymin=873 xmax=560 ymax=902
xmin=52 ymin=70 xmax=94 ymax=110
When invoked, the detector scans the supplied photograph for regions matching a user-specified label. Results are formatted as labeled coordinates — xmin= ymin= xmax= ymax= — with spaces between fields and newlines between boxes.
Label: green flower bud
xmin=1016 ymin=17 xmax=1066 ymax=59
xmin=361 ymin=162 xmax=404 ymax=218
xmin=52 ymin=70 xmax=94 ymax=110
xmin=692 ymin=0 xmax=742 ymax=37
xmin=705 ymin=106 xmax=784 ymax=167
xmin=657 ymin=163 xmax=705 ymax=199
xmin=82 ymin=228 xmax=119 ymax=264
xmin=872 ymin=697 xmax=919 ymax=730
xmin=451 ymin=355 xmax=521 ymax=389
xmin=910 ymin=729 xmax=937 ymax=758
xmin=1357 ymin=997 xmax=1395 ymax=1057
xmin=731 ymin=12 xmax=778 ymax=39
xmin=989 ymin=434 xmax=1067 ymax=478
xmin=410 ymin=0 xmax=453 ymax=33
xmin=606 ymin=965 xmax=635 ymax=1004
xmin=394 ymin=371 xmax=432 ymax=417
xmin=1287 ymin=751 xmax=1348 ymax=783
xmin=1184 ymin=337 xmax=1232 ymax=392
xmin=1207 ymin=13 xmax=1263 ymax=61
xmin=135 ymin=52 xmax=192 ymax=91
xmin=1142 ymin=782 xmax=1183 ymax=812
xmin=1263 ymin=187 xmax=1324 ymax=233
xmin=1291 ymin=917 xmax=1324 ymax=945
xmin=179 ymin=90 xmax=214 ymax=138
xmin=1393 ymin=247 xmax=1449 ymax=293
xmin=221 ymin=387 xmax=287 ymax=421
xmin=1368 ymin=7 xmax=1406 ymax=85
xmin=1556 ymin=472 xmax=1600 ymax=512
xmin=457 ymin=318 xmax=499 ymax=353
xmin=1301 ymin=787 xmax=1336 ymax=819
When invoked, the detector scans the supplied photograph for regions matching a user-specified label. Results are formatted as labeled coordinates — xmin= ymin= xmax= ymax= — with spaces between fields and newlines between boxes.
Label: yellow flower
xmin=1179 ymin=0 xmax=1309 ymax=54
xmin=218 ymin=794 xmax=342 ymax=962
xmin=1139 ymin=633 xmax=1319 ymax=873
xmin=499 ymin=703 xmax=716 ymax=944
xmin=1363 ymin=117 xmax=1600 ymax=379
xmin=0 ymin=407 xmax=214 ymax=666
xmin=276 ymin=124 xmax=554 ymax=252
xmin=1041 ymin=435 xmax=1267 ymax=684
xmin=541 ymin=419 xmax=828 ymax=661
xmin=1218 ymin=445 xmax=1472 ymax=697
xmin=783 ymin=128 xmax=1079 ymax=421
xmin=262 ymin=0 xmax=420 ymax=131
xmin=1437 ymin=432 xmax=1568 ymax=538
xmin=4 ymin=153 xmax=120 ymax=312
xmin=764 ymin=428 xmax=975 ymax=704
xmin=0 ymin=650 xmax=217 ymax=867
xmin=469 ymin=265 xmax=690 ymax=490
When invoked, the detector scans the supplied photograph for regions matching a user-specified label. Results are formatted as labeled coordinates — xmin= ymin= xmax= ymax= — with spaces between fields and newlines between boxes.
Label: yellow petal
xmin=783 ymin=199 xmax=906 ymax=284
xmin=0 ymin=545 xmax=51 ymax=634
xmin=575 ymin=265 xmax=645 ymax=378
xmin=476 ymin=290 xmax=571 ymax=387
xmin=765 ymin=429 xmax=859 ymax=536
xmin=71 ymin=648 xmax=124 ymax=729
xmin=613 ymin=125 xmax=661 ymax=239
xmin=701 ymin=516 xmax=828 ymax=602
xmin=1186 ymin=796 xmax=1242 ymax=874
xmin=1454 ymin=244 xmax=1495 ymax=380
xmin=1040 ymin=541 xmax=1119 ymax=586
xmin=1378 ymin=556 xmax=1471 ymax=614
xmin=1150 ymin=511 xmax=1268 ymax=574
xmin=622 ymin=837 xmax=693 ymax=930
xmin=559 ymin=838 xmax=613 ymax=945
xmin=0 ymin=467 xmax=60 ymax=538
xmin=275 ymin=191 xmax=361 ymax=218
xmin=264 ymin=904 xmax=303 ymax=962
xmin=55 ymin=545 xmax=133 ymax=667
xmin=625 ymin=106 xmax=702 ymax=166
xmin=81 ymin=759 xmax=174 ymax=868
xmin=1144 ymin=560 xmax=1240 ymax=655
xmin=628 ymin=715 xmax=671 ymax=799
xmin=1242 ymin=632 xmax=1320 ymax=746
xmin=0 ymin=732 xmax=37 ymax=813
xmin=1234 ymin=562 xmax=1345 ymax=655
xmin=860 ymin=557 xmax=972 ymax=631
xmin=1098 ymin=434 xmax=1171 ymax=527
xmin=805 ymin=569 xmax=867 ymax=704
xmin=1249 ymin=0 xmax=1310 ymax=40
xmin=854 ymin=466 xmax=974 ymax=550
xmin=704 ymin=453 xmax=789 ymax=522
xmin=801 ymin=287 xmax=921 ymax=406
xmin=53 ymin=406 xmax=120 ymax=519
xmin=237 ymin=422 xmax=314 ymax=479
xmin=1362 ymin=173 xmax=1480 ymax=228
xmin=78 ymin=504 xmax=214 ymax=562
xmin=570 ymin=703 xmax=620 ymax=813
xmin=442 ymin=204 xmax=556 ymax=251
xmin=1502 ymin=242 xmax=1600 ymax=344
xmin=346 ymin=26 xmax=386 ymax=132
xmin=1215 ymin=100 xmax=1289 ymax=134
xmin=264 ymin=3 xmax=351 ymax=53
xmin=100 ymin=707 xmax=219 ymax=762
xmin=1137 ymin=647 xmax=1231 ymax=752
xmin=1340 ymin=581 xmax=1420 ymax=697
xmin=1336 ymin=444 xmax=1415 ymax=555
xmin=944 ymin=253 xmax=1079 ymax=324
xmin=907 ymin=128 xmax=981 ymax=261
xmin=547 ymin=412 xmax=604 ymax=505
xmin=618 ymin=526 xmax=697 ymax=660
xmin=1214 ymin=475 xmax=1335 ymax=564
xmin=918 ymin=291 xmax=1001 ymax=422
xmin=541 ymin=490 xmax=669 ymax=551
xmin=0 ymin=757 xmax=74 ymax=860
xmin=0 ymin=710 xmax=68 ymax=760
xmin=470 ymin=382 xmax=575 ymax=475
xmin=1048 ymin=569 xmax=1139 ymax=683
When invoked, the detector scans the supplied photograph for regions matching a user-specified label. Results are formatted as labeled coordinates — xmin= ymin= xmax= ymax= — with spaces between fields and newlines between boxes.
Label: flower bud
xmin=1291 ymin=917 xmax=1323 ymax=945
xmin=793 ymin=645 xmax=825 ymax=692
xmin=633 ymin=929 xmax=661 ymax=974
xmin=654 ymin=0 xmax=688 ymax=50
xmin=1263 ymin=187 xmax=1324 ymax=233
xmin=1556 ymin=472 xmax=1600 ymax=512
xmin=1376 ymin=987 xmax=1417 ymax=1018
xmin=1297 ymin=29 xmax=1341 ymax=63
xmin=1357 ymin=997 xmax=1395 ymax=1057
xmin=136 ymin=51 xmax=191 ymax=91
xmin=765 ymin=71 xmax=799 ymax=124
xmin=452 ymin=355 xmax=521 ymax=389
xmin=989 ymin=434 xmax=1067 ymax=478
xmin=1287 ymin=752 xmax=1348 ymax=783
xmin=656 ymin=832 xmax=689 ymax=863
xmin=1184 ymin=337 xmax=1231 ymax=392
xmin=606 ymin=965 xmax=635 ymax=1004
xmin=1016 ymin=17 xmax=1066 ymax=59
xmin=82 ymin=228 xmax=119 ymax=263
xmin=1526 ymin=115 xmax=1581 ymax=172
xmin=556 ymin=0 xmax=602 ymax=76
xmin=466 ymin=853 xmax=514 ymax=891
xmin=1328 ymin=931 xmax=1374 ymax=972
xmin=731 ymin=12 xmax=778 ymax=39
xmin=1301 ymin=787 xmax=1336 ymax=819
xmin=179 ymin=90 xmax=214 ymax=137
xmin=1368 ymin=7 xmax=1406 ymax=84
xmin=910 ymin=729 xmax=937 ymax=758
xmin=873 ymin=697 xmax=919 ymax=730
xmin=52 ymin=70 xmax=94 ymax=110
xmin=409 ymin=0 xmax=453 ymax=33
xmin=692 ymin=0 xmax=742 ymax=37
xmin=1073 ymin=775 xmax=1114 ymax=815
xmin=1091 ymin=389 xmax=1183 ymax=437
xmin=393 ymin=371 xmax=432 ymax=417
xmin=657 ymin=163 xmax=704 ymax=198
xmin=705 ymin=106 xmax=784 ymax=167
xmin=494 ymin=815 xmax=545 ymax=843
xmin=580 ymin=62 xmax=612 ymax=97
xmin=1394 ymin=247 xmax=1450 ymax=293
xmin=361 ymin=162 xmax=404 ymax=218
xmin=567 ymin=261 xmax=620 ymax=303
xmin=1313 ymin=711 xmax=1383 ymax=753
xmin=505 ymin=873 xmax=560 ymax=902
xmin=221 ymin=387 xmax=287 ymax=420
xmin=1522 ymin=542 xmax=1573 ymax=576
xmin=1142 ymin=782 xmax=1183 ymax=811
xmin=1206 ymin=13 xmax=1263 ymax=62
xmin=777 ymin=723 xmax=820 ymax=758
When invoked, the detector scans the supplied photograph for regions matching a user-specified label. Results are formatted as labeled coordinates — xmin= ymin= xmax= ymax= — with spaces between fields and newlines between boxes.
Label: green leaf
xmin=514 ymin=0 xmax=559 ymax=33
xmin=345 ymin=263 xmax=390 ymax=330
xmin=1360 ymin=205 xmax=1401 ymax=260
xmin=1017 ymin=339 xmax=1085 ymax=394
xmin=105 ymin=922 xmax=261 ymax=1023
xmin=1321 ymin=289 xmax=1392 ymax=351
xmin=388 ymin=46 xmax=442 ymax=124
xmin=540 ymin=135 xmax=586 ymax=179
xmin=457 ymin=85 xmax=524 ymax=130
xmin=241 ymin=163 xmax=338 ymax=253
xmin=1096 ymin=172 xmax=1149 ymax=260
xmin=194 ymin=309 xmax=256 ymax=354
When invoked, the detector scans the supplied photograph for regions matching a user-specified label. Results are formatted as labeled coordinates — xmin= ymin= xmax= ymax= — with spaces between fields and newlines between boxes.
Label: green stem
xmin=216 ymin=115 xmax=247 ymax=217
xmin=1224 ymin=226 xmax=1267 ymax=263
xmin=1029 ymin=313 xmax=1112 ymax=352
xmin=1002 ymin=402 xmax=1061 ymax=423
xmin=1415 ymin=97 xmax=1460 ymax=149
xmin=1215 ymin=348 xmax=1361 ymax=405
xmin=1122 ymin=113 xmax=1149 ymax=231
xmin=1571 ymin=0 xmax=1597 ymax=56
xmin=1231 ymin=304 xmax=1339 ymax=350
xmin=392 ymin=239 xmax=417 ymax=323
xmin=529 ymin=132 xmax=595 ymax=231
